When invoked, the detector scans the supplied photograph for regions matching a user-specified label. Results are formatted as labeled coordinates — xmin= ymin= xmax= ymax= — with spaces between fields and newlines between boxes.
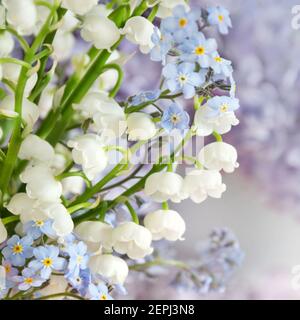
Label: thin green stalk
xmin=125 ymin=201 xmax=139 ymax=224
xmin=35 ymin=292 xmax=85 ymax=300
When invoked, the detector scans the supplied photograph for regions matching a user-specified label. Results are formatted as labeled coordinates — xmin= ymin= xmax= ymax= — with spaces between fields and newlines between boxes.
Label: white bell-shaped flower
xmin=183 ymin=169 xmax=227 ymax=203
xmin=62 ymin=175 xmax=85 ymax=196
xmin=0 ymin=31 xmax=14 ymax=57
xmin=157 ymin=0 xmax=190 ymax=18
xmin=112 ymin=222 xmax=153 ymax=260
xmin=0 ymin=219 xmax=7 ymax=244
xmin=20 ymin=165 xmax=62 ymax=202
xmin=0 ymin=95 xmax=39 ymax=130
xmin=37 ymin=203 xmax=74 ymax=237
xmin=194 ymin=109 xmax=239 ymax=136
xmin=127 ymin=112 xmax=157 ymax=141
xmin=75 ymin=221 xmax=113 ymax=252
xmin=2 ymin=63 xmax=38 ymax=97
xmin=89 ymin=254 xmax=128 ymax=285
xmin=61 ymin=0 xmax=98 ymax=15
xmin=19 ymin=134 xmax=55 ymax=164
xmin=198 ymin=142 xmax=239 ymax=173
xmin=81 ymin=15 xmax=120 ymax=50
xmin=144 ymin=172 xmax=187 ymax=203
xmin=6 ymin=193 xmax=37 ymax=222
xmin=0 ymin=5 xmax=5 ymax=28
xmin=52 ymin=30 xmax=75 ymax=62
xmin=3 ymin=0 xmax=37 ymax=35
xmin=67 ymin=134 xmax=108 ymax=181
xmin=120 ymin=17 xmax=155 ymax=54
xmin=74 ymin=92 xmax=127 ymax=138
xmin=144 ymin=209 xmax=186 ymax=241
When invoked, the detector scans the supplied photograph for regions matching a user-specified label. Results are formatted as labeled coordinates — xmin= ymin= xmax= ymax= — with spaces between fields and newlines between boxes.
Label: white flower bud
xmin=0 ymin=31 xmax=14 ymax=57
xmin=52 ymin=30 xmax=75 ymax=62
xmin=157 ymin=0 xmax=190 ymax=18
xmin=0 ymin=219 xmax=7 ymax=244
xmin=144 ymin=209 xmax=186 ymax=241
xmin=183 ymin=169 xmax=226 ymax=203
xmin=0 ymin=5 xmax=5 ymax=28
xmin=62 ymin=175 xmax=85 ymax=196
xmin=0 ymin=95 xmax=39 ymax=130
xmin=127 ymin=112 xmax=157 ymax=141
xmin=75 ymin=221 xmax=113 ymax=252
xmin=20 ymin=165 xmax=62 ymax=202
xmin=121 ymin=17 xmax=155 ymax=54
xmin=81 ymin=15 xmax=120 ymax=50
xmin=61 ymin=0 xmax=98 ymax=15
xmin=194 ymin=109 xmax=239 ymax=136
xmin=144 ymin=172 xmax=187 ymax=203
xmin=67 ymin=134 xmax=108 ymax=180
xmin=112 ymin=222 xmax=153 ymax=260
xmin=198 ymin=142 xmax=239 ymax=173
xmin=2 ymin=63 xmax=38 ymax=97
xmin=19 ymin=134 xmax=55 ymax=164
xmin=89 ymin=254 xmax=128 ymax=285
xmin=74 ymin=92 xmax=127 ymax=138
xmin=3 ymin=0 xmax=37 ymax=35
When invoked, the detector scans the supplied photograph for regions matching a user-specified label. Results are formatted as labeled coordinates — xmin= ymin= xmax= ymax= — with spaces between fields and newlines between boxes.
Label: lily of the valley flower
xmin=198 ymin=142 xmax=239 ymax=173
xmin=0 ymin=31 xmax=14 ymax=57
xmin=157 ymin=0 xmax=190 ymax=18
xmin=75 ymin=221 xmax=113 ymax=252
xmin=121 ymin=17 xmax=155 ymax=54
xmin=89 ymin=254 xmax=128 ymax=285
xmin=61 ymin=0 xmax=98 ymax=15
xmin=144 ymin=172 xmax=188 ymax=203
xmin=67 ymin=134 xmax=108 ymax=181
xmin=0 ymin=219 xmax=7 ymax=244
xmin=144 ymin=209 xmax=186 ymax=241
xmin=127 ymin=112 xmax=157 ymax=141
xmin=112 ymin=222 xmax=153 ymax=260
xmin=183 ymin=169 xmax=227 ymax=203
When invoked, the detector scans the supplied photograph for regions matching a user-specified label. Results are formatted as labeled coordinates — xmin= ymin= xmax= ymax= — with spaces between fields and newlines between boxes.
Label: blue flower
xmin=161 ymin=103 xmax=190 ymax=132
xmin=2 ymin=235 xmax=33 ymax=267
xmin=88 ymin=283 xmax=113 ymax=300
xmin=12 ymin=268 xmax=45 ymax=291
xmin=59 ymin=233 xmax=77 ymax=256
xmin=179 ymin=32 xmax=217 ymax=68
xmin=65 ymin=241 xmax=89 ymax=278
xmin=163 ymin=62 xmax=205 ymax=99
xmin=210 ymin=52 xmax=232 ymax=77
xmin=23 ymin=219 xmax=56 ymax=240
xmin=161 ymin=5 xmax=200 ymax=42
xmin=68 ymin=269 xmax=91 ymax=296
xmin=130 ymin=89 xmax=161 ymax=106
xmin=1 ymin=260 xmax=18 ymax=289
xmin=205 ymin=96 xmax=240 ymax=117
xmin=29 ymin=245 xmax=66 ymax=279
xmin=207 ymin=6 xmax=232 ymax=35
xmin=150 ymin=27 xmax=173 ymax=65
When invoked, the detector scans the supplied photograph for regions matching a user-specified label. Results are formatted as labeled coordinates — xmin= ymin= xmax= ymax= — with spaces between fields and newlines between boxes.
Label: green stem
xmin=56 ymin=171 xmax=92 ymax=189
xmin=35 ymin=292 xmax=85 ymax=300
xmin=2 ymin=216 xmax=20 ymax=225
xmin=162 ymin=202 xmax=169 ymax=210
xmin=125 ymin=201 xmax=139 ymax=224
xmin=129 ymin=258 xmax=189 ymax=272
xmin=213 ymin=131 xmax=223 ymax=142
xmin=5 ymin=27 xmax=30 ymax=52
xmin=102 ymin=63 xmax=124 ymax=98
xmin=0 ymin=58 xmax=32 ymax=69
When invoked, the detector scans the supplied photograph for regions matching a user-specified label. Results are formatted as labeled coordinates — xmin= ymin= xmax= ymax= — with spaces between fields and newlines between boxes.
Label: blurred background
xmin=121 ymin=0 xmax=300 ymax=299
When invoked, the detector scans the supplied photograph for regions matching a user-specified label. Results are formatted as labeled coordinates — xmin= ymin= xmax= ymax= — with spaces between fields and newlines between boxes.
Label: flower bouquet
xmin=0 ymin=0 xmax=242 ymax=300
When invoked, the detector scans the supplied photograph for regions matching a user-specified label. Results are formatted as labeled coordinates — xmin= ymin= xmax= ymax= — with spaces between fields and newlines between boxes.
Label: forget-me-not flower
xmin=210 ymin=52 xmax=232 ymax=77
xmin=12 ymin=268 xmax=45 ymax=291
xmin=163 ymin=62 xmax=205 ymax=99
xmin=67 ymin=268 xmax=91 ymax=296
xmin=207 ymin=6 xmax=232 ymax=35
xmin=88 ymin=283 xmax=113 ymax=300
xmin=150 ymin=27 xmax=173 ymax=65
xmin=2 ymin=260 xmax=18 ymax=289
xmin=23 ymin=219 xmax=56 ymax=240
xmin=130 ymin=89 xmax=161 ymax=106
xmin=29 ymin=245 xmax=66 ymax=279
xmin=180 ymin=32 xmax=217 ymax=68
xmin=65 ymin=241 xmax=89 ymax=278
xmin=2 ymin=235 xmax=33 ymax=267
xmin=205 ymin=96 xmax=240 ymax=118
xmin=161 ymin=103 xmax=190 ymax=132
xmin=161 ymin=5 xmax=200 ymax=42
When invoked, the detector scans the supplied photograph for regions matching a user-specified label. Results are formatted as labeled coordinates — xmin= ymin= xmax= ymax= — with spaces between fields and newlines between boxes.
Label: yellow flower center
xmin=5 ymin=265 xmax=11 ymax=273
xmin=100 ymin=294 xmax=107 ymax=300
xmin=13 ymin=244 xmax=23 ymax=254
xmin=171 ymin=114 xmax=181 ymax=124
xmin=214 ymin=56 xmax=222 ymax=63
xmin=220 ymin=103 xmax=229 ymax=112
xmin=195 ymin=46 xmax=205 ymax=55
xmin=179 ymin=18 xmax=188 ymax=28
xmin=35 ymin=220 xmax=44 ymax=227
xmin=42 ymin=258 xmax=53 ymax=267
xmin=178 ymin=74 xmax=188 ymax=84
xmin=24 ymin=277 xmax=33 ymax=285
xmin=218 ymin=15 xmax=224 ymax=22
xmin=76 ymin=255 xmax=83 ymax=264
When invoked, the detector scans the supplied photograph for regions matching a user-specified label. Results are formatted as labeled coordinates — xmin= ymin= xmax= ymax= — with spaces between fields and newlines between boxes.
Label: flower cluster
xmin=0 ymin=0 xmax=241 ymax=300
